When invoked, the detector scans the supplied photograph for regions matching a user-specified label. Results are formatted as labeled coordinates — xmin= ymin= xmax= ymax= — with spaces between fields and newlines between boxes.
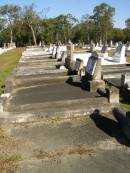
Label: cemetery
xmin=0 ymin=1 xmax=130 ymax=173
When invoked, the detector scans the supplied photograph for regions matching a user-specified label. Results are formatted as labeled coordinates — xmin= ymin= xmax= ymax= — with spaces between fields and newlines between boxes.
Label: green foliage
xmin=125 ymin=18 xmax=130 ymax=30
xmin=0 ymin=3 xmax=129 ymax=45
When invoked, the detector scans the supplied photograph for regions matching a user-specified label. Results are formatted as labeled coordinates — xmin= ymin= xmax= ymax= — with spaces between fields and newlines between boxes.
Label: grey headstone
xmin=116 ymin=43 xmax=123 ymax=54
xmin=101 ymin=45 xmax=108 ymax=53
xmin=86 ymin=52 xmax=98 ymax=75
xmin=73 ymin=59 xmax=83 ymax=72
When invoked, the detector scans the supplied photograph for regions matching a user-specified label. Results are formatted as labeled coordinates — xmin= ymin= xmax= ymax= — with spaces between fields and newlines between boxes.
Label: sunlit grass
xmin=0 ymin=48 xmax=25 ymax=94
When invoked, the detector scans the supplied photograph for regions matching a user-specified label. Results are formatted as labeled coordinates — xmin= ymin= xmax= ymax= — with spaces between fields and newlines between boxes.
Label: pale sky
xmin=0 ymin=0 xmax=129 ymax=28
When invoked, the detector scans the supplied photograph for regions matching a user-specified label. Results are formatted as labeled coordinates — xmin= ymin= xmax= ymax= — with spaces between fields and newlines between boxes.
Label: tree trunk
xmin=30 ymin=25 xmax=37 ymax=46
xmin=10 ymin=28 xmax=13 ymax=44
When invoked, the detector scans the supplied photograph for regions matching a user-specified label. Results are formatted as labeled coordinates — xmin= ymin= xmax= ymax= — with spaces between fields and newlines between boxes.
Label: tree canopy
xmin=0 ymin=3 xmax=129 ymax=46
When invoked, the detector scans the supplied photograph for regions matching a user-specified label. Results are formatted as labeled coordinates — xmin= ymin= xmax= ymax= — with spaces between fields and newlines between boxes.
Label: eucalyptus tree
xmin=93 ymin=3 xmax=115 ymax=43
xmin=22 ymin=4 xmax=42 ymax=46
xmin=0 ymin=5 xmax=21 ymax=43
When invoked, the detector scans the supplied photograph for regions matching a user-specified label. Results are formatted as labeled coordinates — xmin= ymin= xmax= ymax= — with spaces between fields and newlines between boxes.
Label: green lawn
xmin=0 ymin=48 xmax=25 ymax=94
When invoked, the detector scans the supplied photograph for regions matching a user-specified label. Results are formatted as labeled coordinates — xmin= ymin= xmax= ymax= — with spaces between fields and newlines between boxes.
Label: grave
xmin=1 ymin=47 xmax=129 ymax=173
xmin=102 ymin=43 xmax=126 ymax=65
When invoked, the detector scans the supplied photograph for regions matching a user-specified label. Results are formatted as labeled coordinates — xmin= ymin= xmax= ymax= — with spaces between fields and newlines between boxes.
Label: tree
xmin=22 ymin=4 xmax=42 ymax=46
xmin=0 ymin=5 xmax=21 ymax=43
xmin=93 ymin=3 xmax=115 ymax=43
xmin=125 ymin=18 xmax=130 ymax=30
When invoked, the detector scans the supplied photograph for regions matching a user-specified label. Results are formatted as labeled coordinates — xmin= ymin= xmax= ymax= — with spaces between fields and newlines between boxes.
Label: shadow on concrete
xmin=66 ymin=77 xmax=88 ymax=91
xmin=66 ymin=77 xmax=81 ymax=87
xmin=90 ymin=109 xmax=130 ymax=147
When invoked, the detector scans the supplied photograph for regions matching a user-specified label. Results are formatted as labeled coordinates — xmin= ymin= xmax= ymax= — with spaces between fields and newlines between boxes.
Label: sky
xmin=0 ymin=0 xmax=129 ymax=28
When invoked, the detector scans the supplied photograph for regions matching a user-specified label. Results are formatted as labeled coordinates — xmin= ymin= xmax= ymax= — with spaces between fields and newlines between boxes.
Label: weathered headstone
xmin=121 ymin=73 xmax=130 ymax=89
xmin=73 ymin=59 xmax=84 ymax=75
xmin=65 ymin=42 xmax=73 ymax=69
xmin=110 ymin=40 xmax=113 ymax=48
xmin=52 ymin=46 xmax=57 ymax=58
xmin=90 ymin=43 xmax=95 ymax=52
xmin=107 ymin=86 xmax=119 ymax=104
xmin=85 ymin=52 xmax=105 ymax=92
xmin=3 ymin=43 xmax=6 ymax=48
xmin=100 ymin=45 xmax=108 ymax=58
xmin=113 ymin=43 xmax=126 ymax=63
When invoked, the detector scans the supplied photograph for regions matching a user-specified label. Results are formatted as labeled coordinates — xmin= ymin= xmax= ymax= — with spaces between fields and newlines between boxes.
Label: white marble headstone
xmin=113 ymin=44 xmax=126 ymax=63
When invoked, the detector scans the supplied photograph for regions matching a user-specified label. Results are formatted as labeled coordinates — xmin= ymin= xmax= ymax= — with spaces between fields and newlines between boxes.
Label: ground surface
xmin=0 ymin=113 xmax=130 ymax=173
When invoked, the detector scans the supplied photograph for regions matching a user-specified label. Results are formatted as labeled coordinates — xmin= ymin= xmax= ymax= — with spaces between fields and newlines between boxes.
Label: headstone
xmin=55 ymin=46 xmax=61 ymax=59
xmin=65 ymin=42 xmax=73 ymax=69
xmin=7 ymin=43 xmax=10 ymax=48
xmin=100 ymin=45 xmax=108 ymax=58
xmin=4 ymin=43 xmax=6 ymax=48
xmin=99 ymin=40 xmax=103 ymax=47
xmin=110 ymin=40 xmax=113 ymax=48
xmin=113 ymin=43 xmax=126 ymax=63
xmin=101 ymin=45 xmax=108 ymax=53
xmin=121 ymin=73 xmax=130 ymax=89
xmin=96 ymin=42 xmax=99 ymax=47
xmin=39 ymin=41 xmax=41 ymax=47
xmin=115 ymin=42 xmax=119 ymax=48
xmin=52 ymin=46 xmax=57 ymax=58
xmin=73 ymin=59 xmax=83 ymax=75
xmin=86 ymin=52 xmax=98 ymax=76
xmin=90 ymin=43 xmax=95 ymax=52
xmin=61 ymin=51 xmax=67 ymax=64
xmin=108 ymin=86 xmax=119 ymax=104
xmin=85 ymin=52 xmax=105 ymax=92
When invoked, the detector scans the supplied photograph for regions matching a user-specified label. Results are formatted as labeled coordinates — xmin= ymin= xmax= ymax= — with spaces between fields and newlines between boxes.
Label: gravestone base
xmin=89 ymin=80 xmax=105 ymax=92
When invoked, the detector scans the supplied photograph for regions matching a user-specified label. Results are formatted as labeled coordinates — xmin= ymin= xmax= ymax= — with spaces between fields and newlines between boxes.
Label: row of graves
xmin=1 ymin=42 xmax=130 ymax=172
xmin=2 ymin=41 xmax=128 ymax=116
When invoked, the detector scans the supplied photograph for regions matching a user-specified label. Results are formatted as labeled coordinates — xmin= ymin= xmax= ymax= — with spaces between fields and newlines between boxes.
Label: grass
xmin=0 ymin=48 xmax=25 ymax=94
xmin=0 ymin=127 xmax=22 ymax=171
